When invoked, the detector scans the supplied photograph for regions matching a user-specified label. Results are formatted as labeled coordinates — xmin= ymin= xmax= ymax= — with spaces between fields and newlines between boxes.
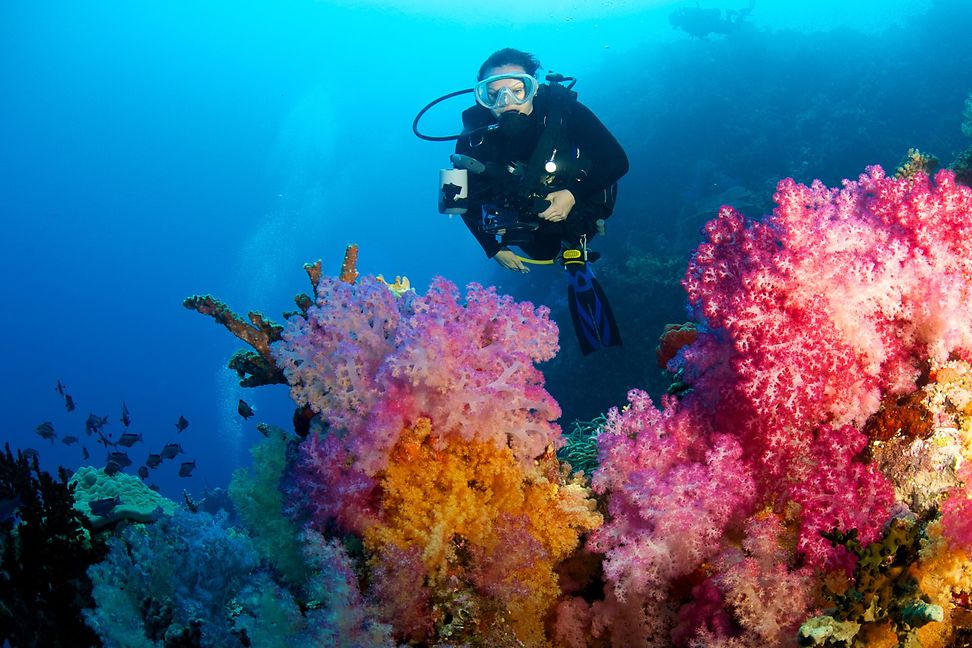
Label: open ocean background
xmin=2 ymin=0 xmax=969 ymax=500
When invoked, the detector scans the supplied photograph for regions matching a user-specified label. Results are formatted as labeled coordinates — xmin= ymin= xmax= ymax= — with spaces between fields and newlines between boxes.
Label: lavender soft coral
xmin=272 ymin=275 xmax=561 ymax=478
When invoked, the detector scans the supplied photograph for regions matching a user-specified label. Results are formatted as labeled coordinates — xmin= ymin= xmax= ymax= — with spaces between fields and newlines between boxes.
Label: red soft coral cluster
xmin=685 ymin=168 xmax=972 ymax=453
xmin=582 ymin=168 xmax=972 ymax=645
xmin=681 ymin=167 xmax=972 ymax=499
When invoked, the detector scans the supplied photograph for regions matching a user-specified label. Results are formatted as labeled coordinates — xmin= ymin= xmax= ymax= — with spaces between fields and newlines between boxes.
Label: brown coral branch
xmin=339 ymin=243 xmax=359 ymax=284
xmin=182 ymin=294 xmax=286 ymax=387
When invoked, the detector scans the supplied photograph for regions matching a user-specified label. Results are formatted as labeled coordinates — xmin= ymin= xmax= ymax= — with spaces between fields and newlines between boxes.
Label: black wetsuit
xmin=455 ymin=85 xmax=629 ymax=261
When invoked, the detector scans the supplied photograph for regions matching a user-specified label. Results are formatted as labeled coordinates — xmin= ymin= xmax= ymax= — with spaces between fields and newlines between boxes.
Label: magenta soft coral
xmin=589 ymin=390 xmax=756 ymax=611
xmin=685 ymin=167 xmax=972 ymax=440
xmin=942 ymin=461 xmax=972 ymax=552
xmin=681 ymin=168 xmax=972 ymax=493
xmin=787 ymin=423 xmax=895 ymax=571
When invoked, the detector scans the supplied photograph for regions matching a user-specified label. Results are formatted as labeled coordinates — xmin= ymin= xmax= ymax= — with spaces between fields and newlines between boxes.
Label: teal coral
xmin=558 ymin=415 xmax=606 ymax=478
xmin=228 ymin=427 xmax=307 ymax=584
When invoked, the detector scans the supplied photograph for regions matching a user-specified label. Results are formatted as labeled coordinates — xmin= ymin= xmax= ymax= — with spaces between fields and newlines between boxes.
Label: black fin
xmin=565 ymin=261 xmax=622 ymax=355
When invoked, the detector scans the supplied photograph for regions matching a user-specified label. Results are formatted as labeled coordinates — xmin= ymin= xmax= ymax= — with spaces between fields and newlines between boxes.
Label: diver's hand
xmin=538 ymin=189 xmax=575 ymax=222
xmin=494 ymin=249 xmax=529 ymax=273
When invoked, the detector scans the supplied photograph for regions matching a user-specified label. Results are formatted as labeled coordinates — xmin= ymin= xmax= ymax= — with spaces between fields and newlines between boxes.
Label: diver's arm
xmin=565 ymin=102 xmax=629 ymax=200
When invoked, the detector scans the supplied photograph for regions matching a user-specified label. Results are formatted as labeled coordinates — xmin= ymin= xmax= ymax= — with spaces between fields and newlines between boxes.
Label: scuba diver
xmin=669 ymin=0 xmax=755 ymax=39
xmin=413 ymin=48 xmax=629 ymax=355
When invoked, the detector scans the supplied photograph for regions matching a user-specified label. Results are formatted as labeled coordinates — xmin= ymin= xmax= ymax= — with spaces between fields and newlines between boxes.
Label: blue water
xmin=1 ymin=0 xmax=967 ymax=499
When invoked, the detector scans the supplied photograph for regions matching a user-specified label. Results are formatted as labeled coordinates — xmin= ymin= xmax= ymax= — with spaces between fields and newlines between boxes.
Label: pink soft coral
xmin=588 ymin=390 xmax=756 ymax=623
xmin=787 ymin=423 xmax=895 ymax=571
xmin=682 ymin=168 xmax=972 ymax=487
xmin=274 ymin=275 xmax=562 ymax=540
xmin=272 ymin=276 xmax=561 ymax=477
xmin=942 ymin=461 xmax=972 ymax=552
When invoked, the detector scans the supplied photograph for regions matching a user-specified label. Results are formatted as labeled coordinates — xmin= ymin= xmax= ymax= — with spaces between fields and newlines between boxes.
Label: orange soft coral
xmin=912 ymin=520 xmax=972 ymax=647
xmin=364 ymin=417 xmax=602 ymax=647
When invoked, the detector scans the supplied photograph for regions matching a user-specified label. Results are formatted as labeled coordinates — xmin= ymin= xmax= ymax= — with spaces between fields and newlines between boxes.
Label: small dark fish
xmin=121 ymin=402 xmax=131 ymax=427
xmin=178 ymin=460 xmax=197 ymax=477
xmin=35 ymin=422 xmax=56 ymax=443
xmin=160 ymin=443 xmax=183 ymax=460
xmin=175 ymin=415 xmax=189 ymax=433
xmin=117 ymin=431 xmax=142 ymax=448
xmin=137 ymin=466 xmax=149 ymax=480
xmin=145 ymin=453 xmax=163 ymax=469
xmin=107 ymin=451 xmax=132 ymax=468
xmin=148 ymin=484 xmax=161 ymax=492
xmin=293 ymin=404 xmax=314 ymax=438
xmin=21 ymin=448 xmax=40 ymax=459
xmin=86 ymin=413 xmax=109 ymax=436
xmin=56 ymin=380 xmax=66 ymax=396
xmin=64 ymin=393 xmax=76 ymax=412
xmin=237 ymin=399 xmax=255 ymax=420
xmin=82 ymin=446 xmax=90 ymax=461
xmin=61 ymin=435 xmax=80 ymax=446
xmin=0 ymin=495 xmax=24 ymax=523
xmin=104 ymin=461 xmax=122 ymax=476
xmin=88 ymin=496 xmax=121 ymax=517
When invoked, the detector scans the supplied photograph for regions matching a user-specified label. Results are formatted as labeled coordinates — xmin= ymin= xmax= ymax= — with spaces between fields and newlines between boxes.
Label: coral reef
xmin=228 ymin=428 xmax=306 ymax=584
xmin=362 ymin=417 xmax=601 ymax=645
xmin=85 ymin=509 xmax=262 ymax=646
xmin=0 ymin=443 xmax=107 ymax=647
xmin=656 ymin=321 xmax=699 ymax=369
xmin=270 ymin=259 xmax=601 ymax=645
xmin=163 ymin=163 xmax=972 ymax=646
xmin=182 ymin=294 xmax=286 ymax=387
xmin=553 ymin=167 xmax=972 ymax=646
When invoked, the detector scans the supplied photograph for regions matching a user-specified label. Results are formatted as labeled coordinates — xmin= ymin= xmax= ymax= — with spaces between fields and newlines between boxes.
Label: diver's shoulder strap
xmin=521 ymin=83 xmax=577 ymax=196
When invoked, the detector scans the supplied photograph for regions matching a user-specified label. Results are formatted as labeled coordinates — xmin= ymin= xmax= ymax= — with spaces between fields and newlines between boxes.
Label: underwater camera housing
xmin=442 ymin=153 xmax=551 ymax=246
xmin=480 ymin=194 xmax=549 ymax=246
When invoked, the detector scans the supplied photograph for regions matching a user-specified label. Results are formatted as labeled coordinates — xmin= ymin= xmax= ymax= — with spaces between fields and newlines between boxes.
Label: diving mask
xmin=473 ymin=73 xmax=539 ymax=110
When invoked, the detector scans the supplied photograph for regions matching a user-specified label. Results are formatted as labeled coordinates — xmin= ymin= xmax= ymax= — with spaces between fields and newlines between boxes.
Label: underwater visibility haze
xmin=3 ymin=0 xmax=972 ymax=646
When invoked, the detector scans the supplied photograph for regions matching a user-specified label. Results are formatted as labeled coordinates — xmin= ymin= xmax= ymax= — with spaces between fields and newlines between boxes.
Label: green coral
xmin=798 ymin=513 xmax=944 ymax=646
xmin=229 ymin=428 xmax=307 ymax=584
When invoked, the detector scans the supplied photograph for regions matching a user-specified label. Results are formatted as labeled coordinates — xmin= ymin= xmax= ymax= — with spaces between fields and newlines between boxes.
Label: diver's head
xmin=475 ymin=48 xmax=541 ymax=118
